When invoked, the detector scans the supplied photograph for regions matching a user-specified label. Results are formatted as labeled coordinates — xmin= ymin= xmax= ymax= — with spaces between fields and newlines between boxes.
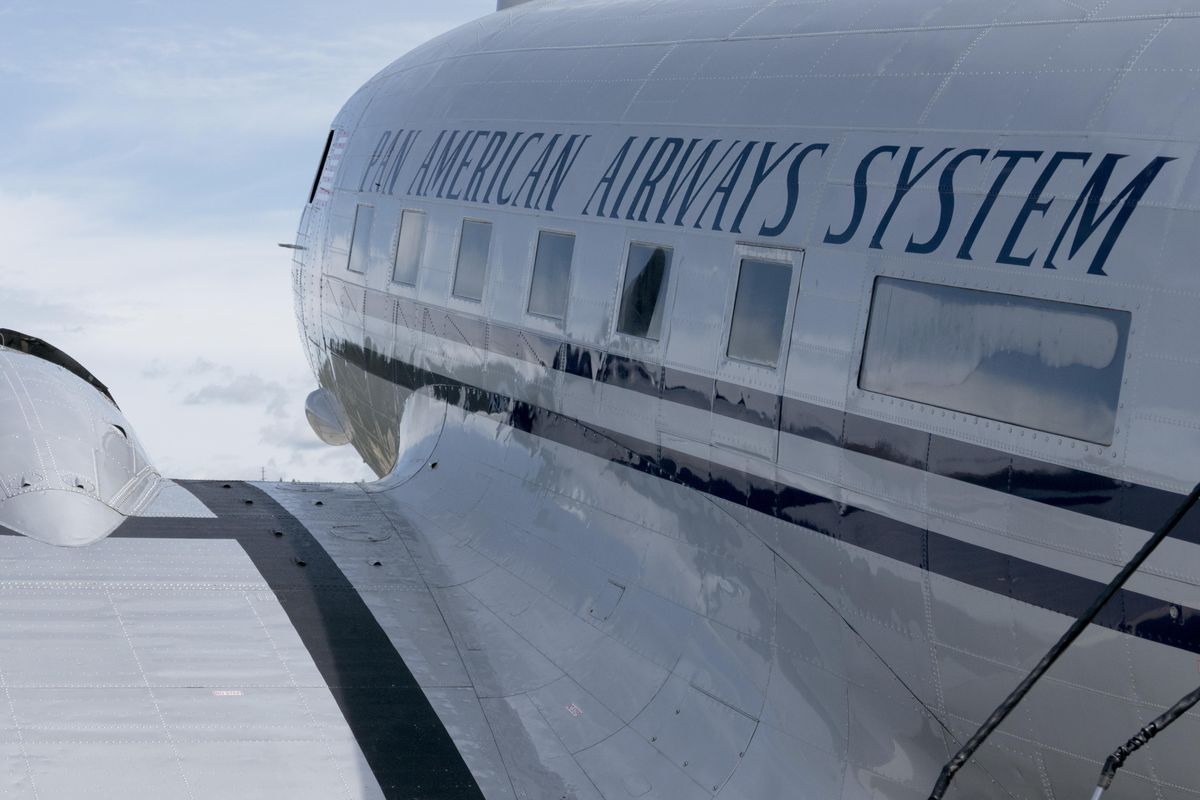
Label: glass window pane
xmin=617 ymin=244 xmax=672 ymax=340
xmin=528 ymin=231 xmax=575 ymax=320
xmin=727 ymin=258 xmax=792 ymax=366
xmin=391 ymin=210 xmax=426 ymax=285
xmin=347 ymin=204 xmax=374 ymax=274
xmin=859 ymin=278 xmax=1131 ymax=445
xmin=453 ymin=220 xmax=492 ymax=301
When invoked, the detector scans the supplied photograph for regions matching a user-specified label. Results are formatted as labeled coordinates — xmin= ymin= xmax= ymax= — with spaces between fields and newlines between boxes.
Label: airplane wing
xmin=0 ymin=340 xmax=1005 ymax=799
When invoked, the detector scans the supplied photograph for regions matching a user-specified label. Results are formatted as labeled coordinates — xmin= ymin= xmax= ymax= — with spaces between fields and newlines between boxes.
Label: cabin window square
xmin=347 ymin=204 xmax=374 ymax=275
xmin=858 ymin=278 xmax=1131 ymax=445
xmin=453 ymin=219 xmax=492 ymax=301
xmin=392 ymin=210 xmax=426 ymax=285
xmin=727 ymin=258 xmax=792 ymax=366
xmin=617 ymin=244 xmax=672 ymax=340
xmin=528 ymin=231 xmax=576 ymax=320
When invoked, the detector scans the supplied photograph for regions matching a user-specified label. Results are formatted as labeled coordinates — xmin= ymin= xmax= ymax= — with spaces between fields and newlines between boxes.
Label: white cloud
xmin=185 ymin=374 xmax=291 ymax=418
xmin=4 ymin=19 xmax=470 ymax=152
xmin=260 ymin=417 xmax=330 ymax=452
xmin=0 ymin=1 xmax=492 ymax=483
xmin=141 ymin=360 xmax=169 ymax=379
xmin=0 ymin=186 xmax=364 ymax=481
xmin=187 ymin=357 xmax=220 ymax=375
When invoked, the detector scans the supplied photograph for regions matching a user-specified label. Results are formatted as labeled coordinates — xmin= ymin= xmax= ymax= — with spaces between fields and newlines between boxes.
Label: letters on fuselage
xmin=357 ymin=126 xmax=1174 ymax=277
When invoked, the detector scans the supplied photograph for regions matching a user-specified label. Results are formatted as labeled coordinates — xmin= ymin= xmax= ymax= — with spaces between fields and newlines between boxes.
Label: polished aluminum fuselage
xmin=292 ymin=2 xmax=1200 ymax=797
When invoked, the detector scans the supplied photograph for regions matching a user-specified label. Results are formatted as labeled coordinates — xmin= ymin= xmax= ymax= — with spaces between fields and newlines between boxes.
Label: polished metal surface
xmin=263 ymin=392 xmax=992 ymax=800
xmin=287 ymin=1 xmax=1200 ymax=797
xmin=0 ymin=532 xmax=385 ymax=799
xmin=306 ymin=387 xmax=354 ymax=446
xmin=0 ymin=347 xmax=163 ymax=546
xmin=858 ymin=278 xmax=1130 ymax=445
xmin=4 ymin=1 xmax=1200 ymax=798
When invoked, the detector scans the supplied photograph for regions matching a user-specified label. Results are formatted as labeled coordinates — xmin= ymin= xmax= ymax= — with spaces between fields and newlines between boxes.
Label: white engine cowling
xmin=0 ymin=340 xmax=161 ymax=546
xmin=305 ymin=387 xmax=352 ymax=446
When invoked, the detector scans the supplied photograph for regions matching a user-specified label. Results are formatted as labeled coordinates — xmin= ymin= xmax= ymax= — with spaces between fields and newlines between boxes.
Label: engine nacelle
xmin=0 ymin=334 xmax=161 ymax=546
xmin=304 ymin=387 xmax=352 ymax=446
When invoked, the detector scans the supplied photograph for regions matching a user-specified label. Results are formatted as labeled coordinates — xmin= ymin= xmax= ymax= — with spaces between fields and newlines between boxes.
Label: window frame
xmin=720 ymin=246 xmax=801 ymax=371
xmin=390 ymin=208 xmax=427 ymax=286
xmin=346 ymin=202 xmax=375 ymax=275
xmin=613 ymin=240 xmax=676 ymax=343
xmin=451 ymin=217 xmax=494 ymax=303
xmin=525 ymin=228 xmax=577 ymax=323
xmin=308 ymin=130 xmax=335 ymax=205
xmin=854 ymin=276 xmax=1132 ymax=446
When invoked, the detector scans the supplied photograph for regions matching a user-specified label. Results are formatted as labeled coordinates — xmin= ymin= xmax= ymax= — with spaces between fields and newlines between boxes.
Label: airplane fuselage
xmin=292 ymin=2 xmax=1200 ymax=797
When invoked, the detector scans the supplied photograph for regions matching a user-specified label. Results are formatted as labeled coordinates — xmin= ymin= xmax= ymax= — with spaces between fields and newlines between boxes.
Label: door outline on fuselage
xmin=711 ymin=243 xmax=806 ymax=464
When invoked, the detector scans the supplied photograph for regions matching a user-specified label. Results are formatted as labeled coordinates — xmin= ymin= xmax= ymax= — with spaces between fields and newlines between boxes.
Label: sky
xmin=0 ymin=0 xmax=494 ymax=481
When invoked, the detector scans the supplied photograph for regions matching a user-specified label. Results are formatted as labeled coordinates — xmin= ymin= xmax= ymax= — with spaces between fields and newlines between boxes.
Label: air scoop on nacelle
xmin=0 ymin=336 xmax=163 ymax=546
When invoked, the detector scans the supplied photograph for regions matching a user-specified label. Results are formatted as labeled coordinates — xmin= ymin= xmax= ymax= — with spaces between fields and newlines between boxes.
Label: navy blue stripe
xmin=331 ymin=338 xmax=1200 ymax=658
xmin=781 ymin=396 xmax=843 ymax=447
xmin=662 ymin=367 xmax=713 ymax=413
xmin=556 ymin=342 xmax=600 ymax=380
xmin=844 ymin=413 xmax=929 ymax=471
xmin=929 ymin=434 xmax=1010 ymax=494
xmin=599 ymin=353 xmax=663 ymax=397
xmin=358 ymin=285 xmax=1196 ymax=544
xmin=715 ymin=379 xmax=781 ymax=430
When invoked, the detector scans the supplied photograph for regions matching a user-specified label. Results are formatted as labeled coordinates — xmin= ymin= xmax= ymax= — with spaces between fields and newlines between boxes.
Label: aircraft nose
xmin=0 ymin=489 xmax=126 ymax=547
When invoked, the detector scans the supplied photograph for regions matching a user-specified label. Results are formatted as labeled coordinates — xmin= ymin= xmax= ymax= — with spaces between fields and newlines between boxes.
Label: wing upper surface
xmin=259 ymin=393 xmax=1007 ymax=800
xmin=0 ymin=390 xmax=1002 ymax=799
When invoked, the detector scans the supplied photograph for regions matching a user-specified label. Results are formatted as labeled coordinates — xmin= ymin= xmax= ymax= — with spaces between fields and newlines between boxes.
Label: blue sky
xmin=0 ymin=0 xmax=493 ymax=480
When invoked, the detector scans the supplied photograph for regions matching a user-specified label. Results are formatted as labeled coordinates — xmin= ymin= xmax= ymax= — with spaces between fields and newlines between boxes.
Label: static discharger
xmin=1091 ymin=684 xmax=1200 ymax=799
xmin=928 ymin=483 xmax=1200 ymax=800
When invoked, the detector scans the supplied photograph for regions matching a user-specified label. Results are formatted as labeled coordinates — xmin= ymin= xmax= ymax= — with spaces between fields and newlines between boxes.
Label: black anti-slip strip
xmin=333 ymin=338 xmax=1200 ymax=657
xmin=348 ymin=284 xmax=1194 ymax=543
xmin=112 ymin=480 xmax=484 ymax=800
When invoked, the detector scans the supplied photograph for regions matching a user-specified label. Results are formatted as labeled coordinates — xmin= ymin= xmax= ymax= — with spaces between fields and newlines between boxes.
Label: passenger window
xmin=452 ymin=219 xmax=492 ymax=301
xmin=727 ymin=258 xmax=792 ymax=366
xmin=859 ymin=278 xmax=1131 ymax=445
xmin=528 ymin=231 xmax=575 ymax=320
xmin=391 ymin=210 xmax=426 ymax=285
xmin=617 ymin=244 xmax=672 ymax=340
xmin=347 ymin=204 xmax=374 ymax=274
